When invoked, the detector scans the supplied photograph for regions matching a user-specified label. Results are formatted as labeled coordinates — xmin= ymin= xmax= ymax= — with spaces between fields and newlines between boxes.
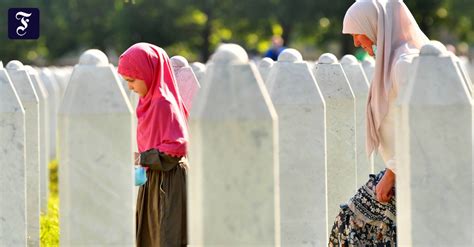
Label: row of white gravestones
xmin=6 ymin=61 xmax=41 ymax=246
xmin=188 ymin=44 xmax=280 ymax=245
xmin=0 ymin=63 xmax=27 ymax=246
xmin=0 ymin=59 xmax=70 ymax=245
xmin=397 ymin=41 xmax=473 ymax=246
xmin=58 ymin=49 xmax=135 ymax=246
xmin=187 ymin=45 xmax=363 ymax=245
xmin=313 ymin=53 xmax=357 ymax=233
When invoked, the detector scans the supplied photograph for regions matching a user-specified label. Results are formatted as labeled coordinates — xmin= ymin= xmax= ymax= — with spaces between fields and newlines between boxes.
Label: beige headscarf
xmin=343 ymin=0 xmax=429 ymax=156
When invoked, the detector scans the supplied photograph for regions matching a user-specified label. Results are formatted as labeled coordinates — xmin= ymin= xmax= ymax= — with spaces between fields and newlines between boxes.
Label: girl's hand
xmin=375 ymin=169 xmax=396 ymax=203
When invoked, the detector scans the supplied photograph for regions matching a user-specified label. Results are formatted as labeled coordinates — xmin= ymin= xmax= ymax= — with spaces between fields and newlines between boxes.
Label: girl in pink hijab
xmin=118 ymin=43 xmax=189 ymax=246
xmin=329 ymin=0 xmax=429 ymax=245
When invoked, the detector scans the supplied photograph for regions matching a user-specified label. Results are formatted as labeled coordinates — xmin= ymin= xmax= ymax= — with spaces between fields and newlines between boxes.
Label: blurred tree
xmin=0 ymin=0 xmax=472 ymax=64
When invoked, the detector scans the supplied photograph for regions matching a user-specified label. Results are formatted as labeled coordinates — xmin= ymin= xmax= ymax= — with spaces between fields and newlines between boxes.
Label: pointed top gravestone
xmin=266 ymin=48 xmax=327 ymax=245
xmin=258 ymin=57 xmax=275 ymax=83
xmin=188 ymin=43 xmax=280 ymax=245
xmin=170 ymin=55 xmax=200 ymax=111
xmin=397 ymin=41 xmax=473 ymax=246
xmin=58 ymin=49 xmax=134 ymax=246
xmin=190 ymin=62 xmax=206 ymax=85
xmin=362 ymin=56 xmax=375 ymax=82
xmin=0 ymin=62 xmax=27 ymax=247
xmin=313 ymin=53 xmax=356 ymax=229
xmin=38 ymin=67 xmax=61 ymax=160
xmin=25 ymin=65 xmax=51 ymax=213
xmin=340 ymin=54 xmax=373 ymax=186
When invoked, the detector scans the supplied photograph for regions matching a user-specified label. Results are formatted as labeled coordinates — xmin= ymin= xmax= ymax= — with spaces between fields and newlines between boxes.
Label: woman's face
xmin=352 ymin=34 xmax=375 ymax=56
xmin=122 ymin=75 xmax=148 ymax=97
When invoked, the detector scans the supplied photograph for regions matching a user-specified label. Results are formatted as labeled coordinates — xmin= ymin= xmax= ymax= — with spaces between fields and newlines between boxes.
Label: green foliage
xmin=0 ymin=0 xmax=472 ymax=64
xmin=40 ymin=160 xmax=59 ymax=247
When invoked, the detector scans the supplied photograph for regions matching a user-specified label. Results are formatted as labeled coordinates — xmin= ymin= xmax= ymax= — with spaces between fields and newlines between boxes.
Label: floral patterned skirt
xmin=328 ymin=170 xmax=397 ymax=247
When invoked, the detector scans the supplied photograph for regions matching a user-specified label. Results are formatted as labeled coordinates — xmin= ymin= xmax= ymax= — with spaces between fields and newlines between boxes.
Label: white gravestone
xmin=258 ymin=57 xmax=275 ymax=83
xmin=39 ymin=68 xmax=61 ymax=160
xmin=188 ymin=44 xmax=280 ymax=245
xmin=340 ymin=55 xmax=374 ymax=186
xmin=58 ymin=49 xmax=135 ymax=246
xmin=25 ymin=65 xmax=51 ymax=214
xmin=6 ymin=60 xmax=40 ymax=246
xmin=170 ymin=55 xmax=201 ymax=111
xmin=312 ymin=54 xmax=357 ymax=226
xmin=361 ymin=56 xmax=375 ymax=82
xmin=469 ymin=60 xmax=474 ymax=86
xmin=397 ymin=42 xmax=473 ymax=246
xmin=51 ymin=66 xmax=71 ymax=99
xmin=190 ymin=62 xmax=206 ymax=86
xmin=450 ymin=53 xmax=473 ymax=99
xmin=0 ymin=64 xmax=27 ymax=246
xmin=266 ymin=48 xmax=327 ymax=246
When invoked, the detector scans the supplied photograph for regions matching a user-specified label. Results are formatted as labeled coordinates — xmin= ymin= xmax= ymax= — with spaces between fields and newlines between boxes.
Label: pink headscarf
xmin=118 ymin=43 xmax=189 ymax=157
xmin=343 ymin=0 xmax=429 ymax=156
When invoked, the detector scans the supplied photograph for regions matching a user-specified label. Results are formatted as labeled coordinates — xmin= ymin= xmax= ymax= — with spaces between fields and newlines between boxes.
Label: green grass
xmin=40 ymin=159 xmax=59 ymax=247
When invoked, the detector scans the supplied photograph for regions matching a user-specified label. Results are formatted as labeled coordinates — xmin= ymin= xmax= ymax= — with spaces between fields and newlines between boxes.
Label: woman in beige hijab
xmin=329 ymin=0 xmax=429 ymax=245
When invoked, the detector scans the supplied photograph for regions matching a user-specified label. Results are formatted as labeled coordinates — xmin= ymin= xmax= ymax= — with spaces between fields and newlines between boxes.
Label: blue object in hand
xmin=135 ymin=166 xmax=147 ymax=186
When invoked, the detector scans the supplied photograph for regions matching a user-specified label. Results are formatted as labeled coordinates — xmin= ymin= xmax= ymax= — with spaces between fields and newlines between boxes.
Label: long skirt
xmin=328 ymin=170 xmax=397 ymax=247
xmin=136 ymin=158 xmax=188 ymax=247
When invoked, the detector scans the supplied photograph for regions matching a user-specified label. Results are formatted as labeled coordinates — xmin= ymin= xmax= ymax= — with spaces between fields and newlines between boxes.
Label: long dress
xmin=136 ymin=149 xmax=188 ymax=247
xmin=328 ymin=170 xmax=397 ymax=247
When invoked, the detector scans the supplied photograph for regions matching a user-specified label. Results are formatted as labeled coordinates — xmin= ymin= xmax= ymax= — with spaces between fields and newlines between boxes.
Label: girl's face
xmin=122 ymin=75 xmax=148 ymax=97
xmin=352 ymin=34 xmax=375 ymax=56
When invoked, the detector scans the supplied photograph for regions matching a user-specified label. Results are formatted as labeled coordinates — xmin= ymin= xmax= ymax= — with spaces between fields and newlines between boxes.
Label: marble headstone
xmin=450 ymin=53 xmax=473 ymax=99
xmin=58 ymin=49 xmax=135 ymax=246
xmin=312 ymin=53 xmax=357 ymax=227
xmin=266 ymin=48 xmax=327 ymax=245
xmin=188 ymin=44 xmax=280 ymax=245
xmin=258 ymin=57 xmax=275 ymax=83
xmin=469 ymin=60 xmax=474 ymax=86
xmin=397 ymin=41 xmax=473 ymax=246
xmin=0 ymin=64 xmax=27 ymax=246
xmin=25 ymin=65 xmax=50 ymax=213
xmin=170 ymin=55 xmax=201 ymax=111
xmin=340 ymin=55 xmax=374 ymax=186
xmin=51 ymin=66 xmax=71 ymax=99
xmin=361 ymin=56 xmax=375 ymax=82
xmin=38 ymin=68 xmax=61 ymax=160
xmin=190 ymin=62 xmax=206 ymax=86
xmin=6 ymin=60 xmax=40 ymax=246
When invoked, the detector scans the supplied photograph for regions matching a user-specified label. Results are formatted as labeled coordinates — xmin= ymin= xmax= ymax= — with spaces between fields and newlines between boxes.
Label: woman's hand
xmin=375 ymin=169 xmax=396 ymax=203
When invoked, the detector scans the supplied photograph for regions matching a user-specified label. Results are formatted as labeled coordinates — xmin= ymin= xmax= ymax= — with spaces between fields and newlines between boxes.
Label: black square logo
xmin=8 ymin=8 xmax=40 ymax=39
